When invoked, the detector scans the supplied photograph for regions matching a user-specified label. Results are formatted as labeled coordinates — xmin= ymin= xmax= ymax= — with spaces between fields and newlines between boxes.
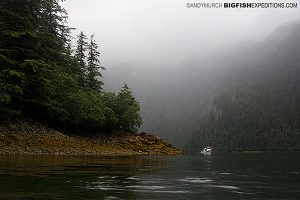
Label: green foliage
xmin=189 ymin=84 xmax=300 ymax=151
xmin=101 ymin=92 xmax=119 ymax=129
xmin=87 ymin=34 xmax=105 ymax=91
xmin=115 ymin=84 xmax=143 ymax=132
xmin=186 ymin=25 xmax=300 ymax=151
xmin=0 ymin=0 xmax=142 ymax=134
xmin=75 ymin=31 xmax=88 ymax=85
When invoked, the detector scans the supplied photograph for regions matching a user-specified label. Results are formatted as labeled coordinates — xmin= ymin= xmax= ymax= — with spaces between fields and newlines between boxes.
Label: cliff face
xmin=0 ymin=119 xmax=180 ymax=155
xmin=186 ymin=23 xmax=300 ymax=152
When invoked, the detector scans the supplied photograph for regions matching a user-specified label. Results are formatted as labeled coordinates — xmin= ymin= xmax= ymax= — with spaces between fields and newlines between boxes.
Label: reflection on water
xmin=0 ymin=154 xmax=300 ymax=200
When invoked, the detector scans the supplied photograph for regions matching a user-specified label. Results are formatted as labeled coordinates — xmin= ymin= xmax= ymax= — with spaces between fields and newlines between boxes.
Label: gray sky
xmin=62 ymin=0 xmax=300 ymax=70
xmin=62 ymin=0 xmax=300 ymax=140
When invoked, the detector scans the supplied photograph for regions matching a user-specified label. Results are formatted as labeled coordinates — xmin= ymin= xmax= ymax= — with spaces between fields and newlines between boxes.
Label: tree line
xmin=185 ymin=23 xmax=300 ymax=151
xmin=0 ymin=0 xmax=142 ymax=133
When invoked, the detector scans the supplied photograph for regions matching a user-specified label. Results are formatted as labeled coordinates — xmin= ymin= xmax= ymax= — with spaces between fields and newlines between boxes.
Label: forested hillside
xmin=186 ymin=23 xmax=300 ymax=151
xmin=0 ymin=0 xmax=142 ymax=134
xmin=104 ymin=55 xmax=222 ymax=147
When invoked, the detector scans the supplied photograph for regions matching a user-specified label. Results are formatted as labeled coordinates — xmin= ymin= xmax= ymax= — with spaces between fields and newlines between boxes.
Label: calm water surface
xmin=0 ymin=154 xmax=300 ymax=200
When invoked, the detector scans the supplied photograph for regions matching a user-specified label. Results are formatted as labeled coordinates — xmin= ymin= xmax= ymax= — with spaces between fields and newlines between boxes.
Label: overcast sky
xmin=62 ymin=0 xmax=300 ymax=69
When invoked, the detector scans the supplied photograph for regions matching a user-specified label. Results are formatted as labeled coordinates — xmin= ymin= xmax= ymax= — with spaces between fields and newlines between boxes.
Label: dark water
xmin=0 ymin=154 xmax=300 ymax=200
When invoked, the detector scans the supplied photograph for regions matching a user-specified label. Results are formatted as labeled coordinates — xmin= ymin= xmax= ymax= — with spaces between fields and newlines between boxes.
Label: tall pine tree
xmin=0 ymin=0 xmax=71 ymax=114
xmin=87 ymin=34 xmax=105 ymax=91
xmin=0 ymin=0 xmax=143 ymax=133
xmin=75 ymin=31 xmax=88 ymax=85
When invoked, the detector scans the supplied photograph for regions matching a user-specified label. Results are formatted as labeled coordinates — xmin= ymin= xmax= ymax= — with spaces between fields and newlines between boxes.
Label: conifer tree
xmin=0 ymin=0 xmax=71 ymax=113
xmin=115 ymin=84 xmax=143 ymax=132
xmin=75 ymin=31 xmax=88 ymax=84
xmin=0 ymin=0 xmax=143 ymax=134
xmin=66 ymin=43 xmax=73 ymax=58
xmin=87 ymin=34 xmax=105 ymax=91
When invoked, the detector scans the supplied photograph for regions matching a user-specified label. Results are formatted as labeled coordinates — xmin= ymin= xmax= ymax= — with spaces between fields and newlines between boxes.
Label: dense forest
xmin=186 ymin=23 xmax=300 ymax=151
xmin=0 ymin=0 xmax=142 ymax=133
xmin=104 ymin=53 xmax=219 ymax=147
xmin=104 ymin=21 xmax=300 ymax=151
xmin=1 ymin=0 xmax=299 ymax=151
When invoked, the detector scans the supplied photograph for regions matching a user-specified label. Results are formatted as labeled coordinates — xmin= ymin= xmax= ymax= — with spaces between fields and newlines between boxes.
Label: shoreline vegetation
xmin=0 ymin=119 xmax=181 ymax=156
xmin=0 ymin=0 xmax=148 ymax=154
xmin=0 ymin=1 xmax=181 ymax=156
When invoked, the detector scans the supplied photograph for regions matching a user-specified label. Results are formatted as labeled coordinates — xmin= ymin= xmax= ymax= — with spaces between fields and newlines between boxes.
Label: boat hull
xmin=201 ymin=151 xmax=212 ymax=155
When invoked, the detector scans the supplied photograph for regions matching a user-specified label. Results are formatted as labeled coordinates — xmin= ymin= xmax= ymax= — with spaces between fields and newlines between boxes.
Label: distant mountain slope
xmin=186 ymin=22 xmax=300 ymax=151
xmin=104 ymin=60 xmax=220 ymax=148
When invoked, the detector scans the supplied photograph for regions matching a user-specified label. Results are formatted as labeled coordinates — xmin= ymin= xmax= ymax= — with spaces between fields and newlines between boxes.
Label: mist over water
xmin=2 ymin=1 xmax=300 ymax=199
xmin=62 ymin=0 xmax=300 ymax=146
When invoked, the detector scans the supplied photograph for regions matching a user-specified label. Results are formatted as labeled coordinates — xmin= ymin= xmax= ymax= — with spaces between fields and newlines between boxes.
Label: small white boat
xmin=201 ymin=146 xmax=212 ymax=155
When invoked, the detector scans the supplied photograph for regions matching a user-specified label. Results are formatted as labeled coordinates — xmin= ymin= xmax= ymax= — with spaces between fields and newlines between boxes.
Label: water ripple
xmin=210 ymin=185 xmax=239 ymax=190
xmin=179 ymin=177 xmax=213 ymax=183
xmin=125 ymin=185 xmax=166 ymax=190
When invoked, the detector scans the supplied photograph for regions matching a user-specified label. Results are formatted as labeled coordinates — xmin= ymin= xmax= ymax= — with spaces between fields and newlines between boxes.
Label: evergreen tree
xmin=186 ymin=24 xmax=300 ymax=152
xmin=66 ymin=43 xmax=73 ymax=58
xmin=87 ymin=34 xmax=105 ymax=91
xmin=115 ymin=84 xmax=143 ymax=132
xmin=75 ymin=31 xmax=88 ymax=85
xmin=0 ymin=0 xmax=143 ymax=134
xmin=0 ymin=0 xmax=70 ymax=113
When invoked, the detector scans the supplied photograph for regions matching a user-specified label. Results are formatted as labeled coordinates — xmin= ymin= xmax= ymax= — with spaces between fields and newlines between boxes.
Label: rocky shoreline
xmin=0 ymin=120 xmax=181 ymax=155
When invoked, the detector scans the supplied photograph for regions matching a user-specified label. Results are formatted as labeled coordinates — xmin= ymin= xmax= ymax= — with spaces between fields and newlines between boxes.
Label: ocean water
xmin=0 ymin=153 xmax=300 ymax=199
